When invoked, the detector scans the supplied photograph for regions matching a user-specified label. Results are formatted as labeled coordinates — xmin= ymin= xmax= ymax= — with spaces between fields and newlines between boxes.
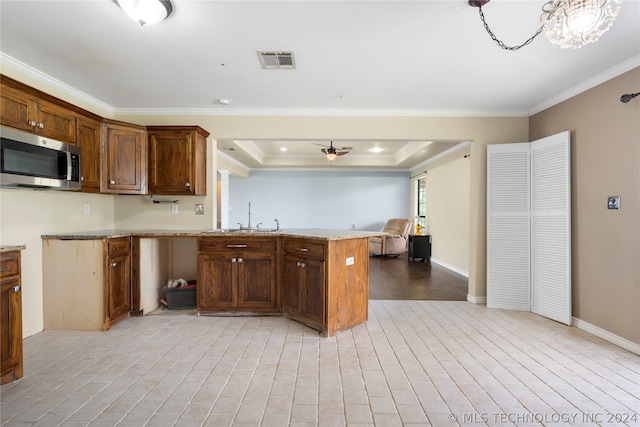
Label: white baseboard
xmin=572 ymin=317 xmax=640 ymax=356
xmin=430 ymin=257 xmax=469 ymax=278
xmin=467 ymin=294 xmax=486 ymax=304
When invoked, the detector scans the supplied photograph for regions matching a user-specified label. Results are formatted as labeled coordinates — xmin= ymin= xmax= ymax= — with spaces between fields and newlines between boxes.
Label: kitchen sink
xmin=205 ymin=228 xmax=279 ymax=233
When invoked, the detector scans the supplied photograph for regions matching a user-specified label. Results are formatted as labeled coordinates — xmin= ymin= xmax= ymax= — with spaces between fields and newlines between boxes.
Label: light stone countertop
xmin=41 ymin=229 xmax=385 ymax=241
xmin=0 ymin=244 xmax=26 ymax=253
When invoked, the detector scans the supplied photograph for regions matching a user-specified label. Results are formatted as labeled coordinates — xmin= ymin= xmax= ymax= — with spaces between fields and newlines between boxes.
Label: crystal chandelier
xmin=470 ymin=0 xmax=624 ymax=50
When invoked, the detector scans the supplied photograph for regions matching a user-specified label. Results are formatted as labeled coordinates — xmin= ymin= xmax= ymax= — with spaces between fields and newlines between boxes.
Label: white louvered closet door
xmin=487 ymin=143 xmax=531 ymax=311
xmin=531 ymin=131 xmax=571 ymax=325
xmin=486 ymin=132 xmax=571 ymax=325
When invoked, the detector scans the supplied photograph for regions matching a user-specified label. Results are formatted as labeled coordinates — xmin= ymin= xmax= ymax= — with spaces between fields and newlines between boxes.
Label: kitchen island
xmin=42 ymin=229 xmax=383 ymax=336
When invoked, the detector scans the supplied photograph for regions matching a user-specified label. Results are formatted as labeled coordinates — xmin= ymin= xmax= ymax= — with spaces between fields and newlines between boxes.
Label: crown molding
xmin=0 ymin=52 xmax=115 ymax=115
xmin=3 ymin=51 xmax=636 ymax=119
xmin=114 ymin=107 xmax=529 ymax=118
xmin=528 ymin=55 xmax=640 ymax=115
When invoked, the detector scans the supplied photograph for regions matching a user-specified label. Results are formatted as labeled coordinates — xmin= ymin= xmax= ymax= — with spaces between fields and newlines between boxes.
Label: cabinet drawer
xmin=199 ymin=237 xmax=277 ymax=253
xmin=108 ymin=238 xmax=130 ymax=257
xmin=0 ymin=252 xmax=19 ymax=279
xmin=283 ymin=239 xmax=325 ymax=259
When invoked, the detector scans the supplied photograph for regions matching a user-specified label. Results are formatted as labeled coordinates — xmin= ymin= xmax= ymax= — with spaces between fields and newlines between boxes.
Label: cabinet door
xmin=237 ymin=253 xmax=277 ymax=308
xmin=0 ymin=84 xmax=37 ymax=133
xmin=76 ymin=117 xmax=101 ymax=192
xmin=107 ymin=252 xmax=131 ymax=321
xmin=102 ymin=122 xmax=147 ymax=194
xmin=0 ymin=278 xmax=21 ymax=376
xmin=302 ymin=258 xmax=325 ymax=325
xmin=148 ymin=131 xmax=195 ymax=195
xmin=0 ymin=251 xmax=22 ymax=383
xmin=35 ymin=99 xmax=77 ymax=144
xmin=282 ymin=256 xmax=302 ymax=316
xmin=197 ymin=253 xmax=237 ymax=309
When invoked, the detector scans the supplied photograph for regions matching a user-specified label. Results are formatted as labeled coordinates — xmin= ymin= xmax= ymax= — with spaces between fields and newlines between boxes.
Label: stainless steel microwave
xmin=0 ymin=126 xmax=81 ymax=190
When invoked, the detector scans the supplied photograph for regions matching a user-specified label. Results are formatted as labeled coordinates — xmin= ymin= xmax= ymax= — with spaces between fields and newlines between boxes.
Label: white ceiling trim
xmin=410 ymin=141 xmax=472 ymax=173
xmin=528 ymin=55 xmax=640 ymax=115
xmin=244 ymin=168 xmax=411 ymax=174
xmin=0 ymin=52 xmax=114 ymax=114
xmin=216 ymin=150 xmax=250 ymax=178
xmin=233 ymin=140 xmax=265 ymax=164
xmin=394 ymin=141 xmax=433 ymax=165
xmin=113 ymin=107 xmax=530 ymax=118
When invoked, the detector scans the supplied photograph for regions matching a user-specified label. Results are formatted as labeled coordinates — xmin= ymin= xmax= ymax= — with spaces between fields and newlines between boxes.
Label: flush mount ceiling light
xmin=115 ymin=0 xmax=173 ymax=26
xmin=470 ymin=0 xmax=623 ymax=50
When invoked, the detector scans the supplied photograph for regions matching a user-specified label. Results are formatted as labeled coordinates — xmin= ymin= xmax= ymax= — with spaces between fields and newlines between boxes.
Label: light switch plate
xmin=171 ymin=204 xmax=179 ymax=214
xmin=195 ymin=204 xmax=205 ymax=214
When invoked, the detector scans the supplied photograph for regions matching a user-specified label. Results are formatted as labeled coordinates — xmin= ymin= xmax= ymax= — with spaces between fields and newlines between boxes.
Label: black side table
xmin=408 ymin=234 xmax=431 ymax=262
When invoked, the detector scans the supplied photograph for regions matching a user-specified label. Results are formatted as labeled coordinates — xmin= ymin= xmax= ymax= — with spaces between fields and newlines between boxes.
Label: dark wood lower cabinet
xmin=197 ymin=235 xmax=369 ymax=336
xmin=283 ymin=242 xmax=326 ymax=329
xmin=1 ymin=249 xmax=23 ymax=385
xmin=40 ymin=233 xmax=371 ymax=337
xmin=282 ymin=237 xmax=369 ymax=336
xmin=197 ymin=237 xmax=278 ymax=314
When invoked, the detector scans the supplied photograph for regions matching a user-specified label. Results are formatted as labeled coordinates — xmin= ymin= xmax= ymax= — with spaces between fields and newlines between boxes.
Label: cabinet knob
xmin=81 ymin=176 xmax=85 ymax=182
xmin=28 ymin=120 xmax=36 ymax=127
xmin=237 ymin=258 xmax=243 ymax=263
xmin=11 ymin=285 xmax=20 ymax=293
xmin=185 ymin=182 xmax=190 ymax=187
xmin=231 ymin=258 xmax=236 ymax=263
xmin=111 ymin=262 xmax=118 ymax=267
xmin=109 ymin=180 xmax=116 ymax=185
xmin=37 ymin=122 xmax=44 ymax=129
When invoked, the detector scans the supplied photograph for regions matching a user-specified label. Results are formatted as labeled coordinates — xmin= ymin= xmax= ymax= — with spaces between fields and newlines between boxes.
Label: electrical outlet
xmin=346 ymin=256 xmax=354 ymax=266
xmin=83 ymin=204 xmax=90 ymax=215
xmin=171 ymin=204 xmax=179 ymax=214
xmin=195 ymin=204 xmax=205 ymax=215
xmin=607 ymin=196 xmax=620 ymax=210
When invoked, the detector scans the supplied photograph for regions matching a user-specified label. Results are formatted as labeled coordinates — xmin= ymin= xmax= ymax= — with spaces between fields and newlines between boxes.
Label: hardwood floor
xmin=368 ymin=252 xmax=468 ymax=300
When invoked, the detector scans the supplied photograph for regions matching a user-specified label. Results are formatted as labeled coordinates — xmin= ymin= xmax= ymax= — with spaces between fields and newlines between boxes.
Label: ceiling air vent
xmin=257 ymin=51 xmax=296 ymax=69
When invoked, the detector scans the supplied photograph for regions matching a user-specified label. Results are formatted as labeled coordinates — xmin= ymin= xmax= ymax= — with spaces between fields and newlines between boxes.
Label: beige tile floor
xmin=1 ymin=301 xmax=639 ymax=427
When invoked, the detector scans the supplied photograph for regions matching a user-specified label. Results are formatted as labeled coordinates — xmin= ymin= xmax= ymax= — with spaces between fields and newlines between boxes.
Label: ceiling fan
xmin=314 ymin=141 xmax=350 ymax=160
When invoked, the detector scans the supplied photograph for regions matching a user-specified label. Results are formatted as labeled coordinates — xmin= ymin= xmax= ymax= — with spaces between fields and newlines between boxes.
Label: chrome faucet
xmin=237 ymin=202 xmax=253 ymax=230
xmin=274 ymin=218 xmax=280 ymax=231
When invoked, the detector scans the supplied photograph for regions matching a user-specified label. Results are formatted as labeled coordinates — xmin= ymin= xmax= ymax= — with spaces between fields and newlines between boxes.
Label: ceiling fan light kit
xmin=317 ymin=141 xmax=350 ymax=160
xmin=470 ymin=0 xmax=623 ymax=50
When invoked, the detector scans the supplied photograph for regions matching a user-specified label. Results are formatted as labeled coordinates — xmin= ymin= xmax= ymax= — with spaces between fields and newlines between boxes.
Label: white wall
xmin=228 ymin=170 xmax=410 ymax=231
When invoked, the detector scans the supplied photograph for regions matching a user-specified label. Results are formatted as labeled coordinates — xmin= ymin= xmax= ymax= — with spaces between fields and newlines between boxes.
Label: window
xmin=416 ymin=178 xmax=426 ymax=227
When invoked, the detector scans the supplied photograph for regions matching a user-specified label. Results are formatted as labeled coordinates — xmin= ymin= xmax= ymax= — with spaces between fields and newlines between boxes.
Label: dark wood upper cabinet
xmin=0 ymin=83 xmax=77 ymax=144
xmin=147 ymin=126 xmax=209 ymax=196
xmin=76 ymin=116 xmax=101 ymax=193
xmin=101 ymin=119 xmax=148 ymax=195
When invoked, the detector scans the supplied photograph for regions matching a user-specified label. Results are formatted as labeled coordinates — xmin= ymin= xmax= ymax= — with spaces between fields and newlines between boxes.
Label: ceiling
xmin=1 ymin=0 xmax=638 ymax=171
